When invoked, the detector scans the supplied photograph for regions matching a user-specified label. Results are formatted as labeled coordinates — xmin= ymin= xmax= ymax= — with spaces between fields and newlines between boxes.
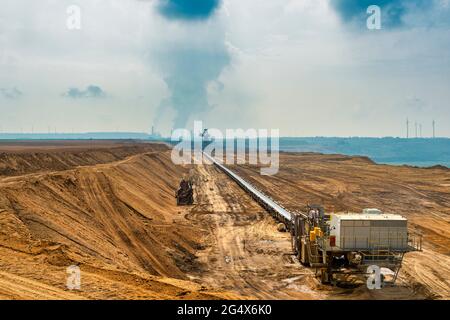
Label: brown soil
xmin=186 ymin=161 xmax=320 ymax=299
xmin=229 ymin=152 xmax=450 ymax=299
xmin=0 ymin=141 xmax=220 ymax=299
xmin=0 ymin=143 xmax=448 ymax=300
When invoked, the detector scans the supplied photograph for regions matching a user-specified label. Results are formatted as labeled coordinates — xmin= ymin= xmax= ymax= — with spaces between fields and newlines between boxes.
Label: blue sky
xmin=158 ymin=0 xmax=220 ymax=20
xmin=331 ymin=0 xmax=433 ymax=27
xmin=0 ymin=0 xmax=449 ymax=137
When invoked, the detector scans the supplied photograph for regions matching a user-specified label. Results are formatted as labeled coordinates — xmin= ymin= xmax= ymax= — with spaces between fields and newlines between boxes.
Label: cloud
xmin=157 ymin=0 xmax=220 ymax=20
xmin=155 ymin=45 xmax=230 ymax=128
xmin=0 ymin=87 xmax=22 ymax=99
xmin=64 ymin=85 xmax=106 ymax=99
xmin=1 ymin=0 xmax=450 ymax=136
xmin=153 ymin=0 xmax=230 ymax=129
xmin=330 ymin=0 xmax=434 ymax=28
xmin=403 ymin=97 xmax=430 ymax=113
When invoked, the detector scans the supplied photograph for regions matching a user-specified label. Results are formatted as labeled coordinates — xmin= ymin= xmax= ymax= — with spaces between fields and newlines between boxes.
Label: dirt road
xmin=0 ymin=142 xmax=447 ymax=299
xmin=186 ymin=162 xmax=321 ymax=299
xmin=182 ymin=158 xmax=433 ymax=300
xmin=230 ymin=152 xmax=450 ymax=299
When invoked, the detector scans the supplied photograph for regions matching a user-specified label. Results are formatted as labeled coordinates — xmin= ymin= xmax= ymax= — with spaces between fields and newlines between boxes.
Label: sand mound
xmin=1 ymin=142 xmax=448 ymax=300
xmin=0 ymin=142 xmax=218 ymax=299
xmin=232 ymin=152 xmax=450 ymax=299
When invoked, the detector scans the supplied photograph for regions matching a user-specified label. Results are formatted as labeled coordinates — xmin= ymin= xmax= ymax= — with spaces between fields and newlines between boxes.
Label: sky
xmin=0 ymin=0 xmax=449 ymax=137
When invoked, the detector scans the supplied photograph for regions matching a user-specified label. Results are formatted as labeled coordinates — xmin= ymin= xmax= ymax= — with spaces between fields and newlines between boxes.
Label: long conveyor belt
xmin=202 ymin=152 xmax=297 ymax=226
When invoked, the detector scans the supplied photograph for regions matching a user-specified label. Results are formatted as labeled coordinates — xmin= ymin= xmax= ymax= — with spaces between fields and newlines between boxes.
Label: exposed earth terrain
xmin=0 ymin=141 xmax=448 ymax=299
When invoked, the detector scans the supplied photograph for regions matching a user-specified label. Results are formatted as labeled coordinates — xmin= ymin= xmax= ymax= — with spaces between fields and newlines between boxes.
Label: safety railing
xmin=407 ymin=232 xmax=423 ymax=251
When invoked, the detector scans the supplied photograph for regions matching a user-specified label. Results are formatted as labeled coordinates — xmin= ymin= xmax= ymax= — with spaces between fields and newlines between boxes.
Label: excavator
xmin=175 ymin=177 xmax=194 ymax=205
xmin=175 ymin=129 xmax=210 ymax=206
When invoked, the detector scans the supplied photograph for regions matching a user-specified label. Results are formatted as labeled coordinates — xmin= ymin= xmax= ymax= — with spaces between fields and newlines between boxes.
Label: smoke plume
xmin=154 ymin=0 xmax=230 ymax=129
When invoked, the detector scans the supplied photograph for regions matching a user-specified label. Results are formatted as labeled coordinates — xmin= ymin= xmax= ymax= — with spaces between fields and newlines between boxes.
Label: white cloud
xmin=0 ymin=0 xmax=449 ymax=136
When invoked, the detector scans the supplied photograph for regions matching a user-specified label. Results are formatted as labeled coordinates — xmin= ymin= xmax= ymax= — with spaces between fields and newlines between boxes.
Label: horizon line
xmin=0 ymin=132 xmax=449 ymax=139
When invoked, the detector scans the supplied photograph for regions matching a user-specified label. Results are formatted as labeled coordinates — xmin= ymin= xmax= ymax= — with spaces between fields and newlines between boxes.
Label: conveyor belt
xmin=202 ymin=152 xmax=294 ymax=225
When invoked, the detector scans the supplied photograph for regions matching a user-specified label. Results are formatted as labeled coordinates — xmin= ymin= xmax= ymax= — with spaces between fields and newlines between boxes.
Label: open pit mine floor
xmin=0 ymin=141 xmax=448 ymax=300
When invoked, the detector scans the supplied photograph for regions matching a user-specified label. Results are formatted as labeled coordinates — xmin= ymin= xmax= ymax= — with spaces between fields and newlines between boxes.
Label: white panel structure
xmin=329 ymin=211 xmax=408 ymax=251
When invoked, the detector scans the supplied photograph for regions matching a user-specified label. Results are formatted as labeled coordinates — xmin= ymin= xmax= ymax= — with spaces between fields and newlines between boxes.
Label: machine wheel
xmin=291 ymin=234 xmax=298 ymax=255
xmin=301 ymin=242 xmax=309 ymax=264
xmin=319 ymin=268 xmax=331 ymax=284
